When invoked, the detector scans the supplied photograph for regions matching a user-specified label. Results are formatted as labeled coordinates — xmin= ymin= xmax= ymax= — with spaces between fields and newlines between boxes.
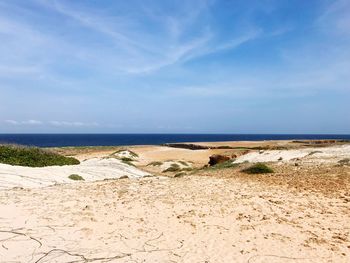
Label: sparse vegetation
xmin=174 ymin=172 xmax=186 ymax=177
xmin=163 ymin=163 xmax=181 ymax=173
xmin=120 ymin=157 xmax=134 ymax=162
xmin=338 ymin=158 xmax=350 ymax=165
xmin=241 ymin=163 xmax=274 ymax=174
xmin=210 ymin=160 xmax=238 ymax=170
xmin=181 ymin=167 xmax=194 ymax=172
xmin=147 ymin=161 xmax=163 ymax=166
xmin=120 ymin=157 xmax=135 ymax=166
xmin=178 ymin=160 xmax=189 ymax=166
xmin=308 ymin=151 xmax=323 ymax=156
xmin=113 ymin=149 xmax=139 ymax=158
xmin=68 ymin=174 xmax=84 ymax=181
xmin=0 ymin=145 xmax=80 ymax=167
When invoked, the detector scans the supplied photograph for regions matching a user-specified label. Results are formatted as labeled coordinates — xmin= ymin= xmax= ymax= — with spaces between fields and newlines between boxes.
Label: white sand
xmin=160 ymin=160 xmax=192 ymax=172
xmin=234 ymin=144 xmax=350 ymax=164
xmin=0 ymin=176 xmax=348 ymax=262
xmin=113 ymin=150 xmax=138 ymax=160
xmin=0 ymin=157 xmax=150 ymax=190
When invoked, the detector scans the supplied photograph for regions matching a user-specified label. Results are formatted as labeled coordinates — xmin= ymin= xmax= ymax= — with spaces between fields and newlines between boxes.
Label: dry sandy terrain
xmin=0 ymin=141 xmax=349 ymax=262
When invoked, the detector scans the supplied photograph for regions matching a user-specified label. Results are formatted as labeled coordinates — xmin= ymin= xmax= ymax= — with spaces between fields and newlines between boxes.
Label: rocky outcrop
xmin=208 ymin=155 xmax=231 ymax=166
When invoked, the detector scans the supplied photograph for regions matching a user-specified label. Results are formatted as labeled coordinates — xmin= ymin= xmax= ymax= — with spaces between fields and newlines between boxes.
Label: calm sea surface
xmin=0 ymin=134 xmax=349 ymax=147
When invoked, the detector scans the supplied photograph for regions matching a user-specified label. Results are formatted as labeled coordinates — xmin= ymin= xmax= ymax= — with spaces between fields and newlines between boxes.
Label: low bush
xmin=0 ymin=145 xmax=80 ymax=167
xmin=114 ymin=149 xmax=139 ymax=158
xmin=147 ymin=161 xmax=163 ymax=166
xmin=163 ymin=163 xmax=181 ymax=172
xmin=68 ymin=174 xmax=84 ymax=181
xmin=178 ymin=160 xmax=189 ymax=166
xmin=241 ymin=163 xmax=274 ymax=174
xmin=338 ymin=158 xmax=350 ymax=165
xmin=120 ymin=157 xmax=135 ymax=166
xmin=174 ymin=172 xmax=186 ymax=177
xmin=211 ymin=160 xmax=238 ymax=170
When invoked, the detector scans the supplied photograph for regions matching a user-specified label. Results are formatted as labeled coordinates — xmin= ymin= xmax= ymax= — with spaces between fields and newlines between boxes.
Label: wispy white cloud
xmin=317 ymin=0 xmax=350 ymax=35
xmin=5 ymin=119 xmax=43 ymax=125
xmin=3 ymin=120 xmax=98 ymax=127
xmin=23 ymin=120 xmax=43 ymax=125
xmin=27 ymin=0 xmax=266 ymax=75
xmin=49 ymin=121 xmax=99 ymax=127
xmin=4 ymin=120 xmax=19 ymax=125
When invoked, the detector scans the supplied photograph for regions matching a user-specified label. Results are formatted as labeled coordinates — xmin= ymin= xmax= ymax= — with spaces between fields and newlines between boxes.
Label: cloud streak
xmin=5 ymin=120 xmax=43 ymax=125
xmin=49 ymin=121 xmax=99 ymax=127
xmin=4 ymin=120 xmax=98 ymax=127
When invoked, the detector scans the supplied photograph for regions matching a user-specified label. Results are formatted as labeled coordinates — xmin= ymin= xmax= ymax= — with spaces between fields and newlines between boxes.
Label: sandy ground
xmin=0 ymin=174 xmax=349 ymax=263
xmin=0 ymin=141 xmax=349 ymax=262
xmin=233 ymin=144 xmax=350 ymax=165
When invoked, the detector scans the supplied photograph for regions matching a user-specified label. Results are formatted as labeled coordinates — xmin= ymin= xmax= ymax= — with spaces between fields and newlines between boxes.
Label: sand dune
xmin=234 ymin=144 xmax=350 ymax=164
xmin=0 ymin=157 xmax=150 ymax=190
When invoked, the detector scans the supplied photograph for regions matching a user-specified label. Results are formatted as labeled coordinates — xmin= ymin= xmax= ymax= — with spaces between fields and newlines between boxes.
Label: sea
xmin=0 ymin=134 xmax=349 ymax=148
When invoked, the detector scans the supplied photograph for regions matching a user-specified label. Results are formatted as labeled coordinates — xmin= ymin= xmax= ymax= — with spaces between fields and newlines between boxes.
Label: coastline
xmin=1 ymin=133 xmax=350 ymax=148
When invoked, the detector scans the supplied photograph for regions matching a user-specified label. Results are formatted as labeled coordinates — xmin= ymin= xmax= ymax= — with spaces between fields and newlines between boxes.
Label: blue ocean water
xmin=0 ymin=134 xmax=349 ymax=147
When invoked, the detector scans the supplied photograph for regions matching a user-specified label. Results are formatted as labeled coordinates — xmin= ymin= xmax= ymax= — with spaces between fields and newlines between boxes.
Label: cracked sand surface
xmin=0 ymin=175 xmax=349 ymax=262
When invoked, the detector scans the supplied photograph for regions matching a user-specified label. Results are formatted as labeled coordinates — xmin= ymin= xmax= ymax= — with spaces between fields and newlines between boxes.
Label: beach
xmin=0 ymin=140 xmax=349 ymax=262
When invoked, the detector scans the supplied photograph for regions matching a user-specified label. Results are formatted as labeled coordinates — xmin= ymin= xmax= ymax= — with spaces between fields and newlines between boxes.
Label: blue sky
xmin=0 ymin=0 xmax=349 ymax=133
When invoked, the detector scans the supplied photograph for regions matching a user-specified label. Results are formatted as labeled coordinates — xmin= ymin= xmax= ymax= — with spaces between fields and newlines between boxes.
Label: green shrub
xmin=68 ymin=174 xmax=84 ymax=181
xmin=241 ymin=163 xmax=274 ymax=174
xmin=0 ymin=145 xmax=80 ymax=167
xmin=211 ymin=160 xmax=238 ymax=170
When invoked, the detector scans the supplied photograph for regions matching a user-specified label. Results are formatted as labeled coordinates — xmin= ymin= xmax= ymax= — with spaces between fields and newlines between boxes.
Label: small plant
xmin=178 ymin=160 xmax=189 ymax=166
xmin=241 ymin=163 xmax=274 ymax=174
xmin=113 ymin=149 xmax=138 ymax=158
xmin=120 ymin=157 xmax=135 ymax=166
xmin=338 ymin=158 xmax=350 ymax=165
xmin=181 ymin=167 xmax=194 ymax=172
xmin=163 ymin=163 xmax=181 ymax=172
xmin=147 ymin=161 xmax=163 ymax=166
xmin=68 ymin=174 xmax=84 ymax=181
xmin=120 ymin=157 xmax=134 ymax=162
xmin=174 ymin=172 xmax=186 ymax=177
xmin=207 ymin=160 xmax=238 ymax=170
xmin=308 ymin=151 xmax=322 ymax=156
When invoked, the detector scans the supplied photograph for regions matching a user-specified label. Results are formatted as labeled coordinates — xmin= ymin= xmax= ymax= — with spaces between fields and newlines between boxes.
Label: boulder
xmin=208 ymin=154 xmax=230 ymax=166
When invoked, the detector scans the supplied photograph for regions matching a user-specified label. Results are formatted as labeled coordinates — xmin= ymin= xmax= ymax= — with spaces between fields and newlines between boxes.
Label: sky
xmin=0 ymin=0 xmax=349 ymax=134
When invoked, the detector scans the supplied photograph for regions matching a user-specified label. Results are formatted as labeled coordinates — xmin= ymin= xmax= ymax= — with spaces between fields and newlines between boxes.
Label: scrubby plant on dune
xmin=241 ymin=163 xmax=274 ymax=174
xmin=338 ymin=158 xmax=350 ymax=165
xmin=0 ymin=145 xmax=80 ymax=167
xmin=163 ymin=163 xmax=181 ymax=172
xmin=68 ymin=174 xmax=84 ymax=181
xmin=120 ymin=157 xmax=136 ymax=166
xmin=113 ymin=149 xmax=139 ymax=158
xmin=147 ymin=161 xmax=163 ymax=166
xmin=210 ymin=160 xmax=238 ymax=170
